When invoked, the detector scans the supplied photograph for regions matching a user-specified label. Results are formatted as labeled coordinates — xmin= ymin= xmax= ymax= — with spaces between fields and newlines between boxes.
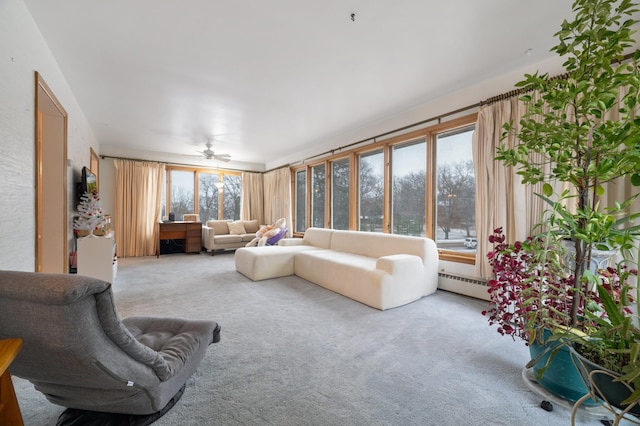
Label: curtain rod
xmin=481 ymin=50 xmax=638 ymax=106
xmin=100 ymin=154 xmax=244 ymax=173
xmin=301 ymin=102 xmax=481 ymax=163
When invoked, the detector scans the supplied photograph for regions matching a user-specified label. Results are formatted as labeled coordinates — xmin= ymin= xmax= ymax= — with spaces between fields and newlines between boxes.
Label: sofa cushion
xmin=235 ymin=246 xmax=320 ymax=281
xmin=330 ymin=230 xmax=428 ymax=259
xmin=207 ymin=220 xmax=229 ymax=235
xmin=241 ymin=234 xmax=255 ymax=242
xmin=302 ymin=228 xmax=334 ymax=249
xmin=214 ymin=234 xmax=242 ymax=244
xmin=228 ymin=221 xmax=246 ymax=235
xmin=244 ymin=220 xmax=260 ymax=234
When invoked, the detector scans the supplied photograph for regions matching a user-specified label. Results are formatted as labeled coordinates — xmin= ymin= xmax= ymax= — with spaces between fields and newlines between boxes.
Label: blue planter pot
xmin=529 ymin=332 xmax=599 ymax=406
xmin=570 ymin=347 xmax=640 ymax=416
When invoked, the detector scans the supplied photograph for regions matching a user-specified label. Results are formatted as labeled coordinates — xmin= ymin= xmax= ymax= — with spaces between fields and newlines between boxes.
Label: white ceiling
xmin=24 ymin=0 xmax=576 ymax=170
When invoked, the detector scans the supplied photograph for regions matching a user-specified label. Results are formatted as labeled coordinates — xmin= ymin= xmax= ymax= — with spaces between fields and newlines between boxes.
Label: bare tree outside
xmin=311 ymin=164 xmax=325 ymax=228
xmin=198 ymin=173 xmax=219 ymax=222
xmin=392 ymin=140 xmax=426 ymax=237
xmin=435 ymin=127 xmax=475 ymax=251
xmin=331 ymin=158 xmax=350 ymax=230
xmin=295 ymin=170 xmax=306 ymax=233
xmin=436 ymin=160 xmax=475 ymax=239
xmin=170 ymin=170 xmax=195 ymax=220
xmin=359 ymin=150 xmax=384 ymax=232
xmin=223 ymin=175 xmax=242 ymax=220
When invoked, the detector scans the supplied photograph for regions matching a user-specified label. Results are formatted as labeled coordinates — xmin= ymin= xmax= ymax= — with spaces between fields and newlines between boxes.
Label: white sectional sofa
xmin=234 ymin=228 xmax=439 ymax=310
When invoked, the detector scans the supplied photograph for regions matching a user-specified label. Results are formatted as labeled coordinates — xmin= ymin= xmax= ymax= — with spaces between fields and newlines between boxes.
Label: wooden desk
xmin=157 ymin=221 xmax=202 ymax=257
xmin=0 ymin=338 xmax=24 ymax=426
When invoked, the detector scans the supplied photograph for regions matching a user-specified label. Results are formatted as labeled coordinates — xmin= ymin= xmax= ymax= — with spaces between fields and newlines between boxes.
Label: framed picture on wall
xmin=90 ymin=148 xmax=99 ymax=192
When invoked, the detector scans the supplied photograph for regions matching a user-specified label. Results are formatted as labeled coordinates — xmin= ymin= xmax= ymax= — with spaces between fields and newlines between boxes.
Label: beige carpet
xmin=12 ymin=251 xmax=623 ymax=425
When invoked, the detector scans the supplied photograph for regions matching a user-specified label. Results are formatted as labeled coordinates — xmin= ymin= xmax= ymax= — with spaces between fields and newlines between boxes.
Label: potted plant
xmin=483 ymin=227 xmax=607 ymax=404
xmin=569 ymin=259 xmax=640 ymax=416
xmin=484 ymin=0 xmax=640 ymax=405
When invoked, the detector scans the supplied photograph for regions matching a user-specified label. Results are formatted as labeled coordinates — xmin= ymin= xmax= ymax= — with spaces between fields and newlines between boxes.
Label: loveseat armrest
xmin=202 ymin=225 xmax=220 ymax=251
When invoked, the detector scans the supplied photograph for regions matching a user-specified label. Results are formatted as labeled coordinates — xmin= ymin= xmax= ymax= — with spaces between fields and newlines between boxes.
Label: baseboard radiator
xmin=437 ymin=272 xmax=489 ymax=301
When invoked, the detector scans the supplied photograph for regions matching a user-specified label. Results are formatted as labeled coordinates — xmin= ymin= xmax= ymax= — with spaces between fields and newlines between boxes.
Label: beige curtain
xmin=263 ymin=168 xmax=292 ymax=237
xmin=473 ymin=97 xmax=548 ymax=278
xmin=241 ymin=172 xmax=264 ymax=224
xmin=474 ymin=87 xmax=640 ymax=278
xmin=114 ymin=159 xmax=165 ymax=257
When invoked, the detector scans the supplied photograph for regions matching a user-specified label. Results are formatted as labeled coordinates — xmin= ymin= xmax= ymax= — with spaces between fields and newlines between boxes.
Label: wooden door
xmin=35 ymin=72 xmax=68 ymax=273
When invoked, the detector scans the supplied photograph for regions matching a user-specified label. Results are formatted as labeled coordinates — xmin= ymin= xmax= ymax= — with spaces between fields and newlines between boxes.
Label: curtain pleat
xmin=114 ymin=159 xmax=165 ymax=257
xmin=474 ymin=86 xmax=639 ymax=278
xmin=241 ymin=172 xmax=264 ymax=224
xmin=263 ymin=168 xmax=292 ymax=237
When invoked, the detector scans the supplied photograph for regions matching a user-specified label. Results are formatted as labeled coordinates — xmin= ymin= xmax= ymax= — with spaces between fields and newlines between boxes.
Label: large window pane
xmin=331 ymin=158 xmax=350 ymax=230
xmin=170 ymin=170 xmax=194 ymax=220
xmin=198 ymin=173 xmax=220 ymax=222
xmin=359 ymin=150 xmax=384 ymax=232
xmin=311 ymin=164 xmax=325 ymax=228
xmin=295 ymin=170 xmax=307 ymax=233
xmin=223 ymin=175 xmax=242 ymax=220
xmin=436 ymin=127 xmax=476 ymax=251
xmin=392 ymin=139 xmax=426 ymax=236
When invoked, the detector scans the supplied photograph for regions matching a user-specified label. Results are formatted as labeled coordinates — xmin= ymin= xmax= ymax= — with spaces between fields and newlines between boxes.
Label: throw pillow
xmin=228 ymin=220 xmax=246 ymax=235
xmin=244 ymin=220 xmax=260 ymax=234
xmin=208 ymin=220 xmax=229 ymax=235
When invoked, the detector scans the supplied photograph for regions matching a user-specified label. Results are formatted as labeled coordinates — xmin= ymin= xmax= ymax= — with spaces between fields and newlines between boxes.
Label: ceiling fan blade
xmin=214 ymin=155 xmax=231 ymax=162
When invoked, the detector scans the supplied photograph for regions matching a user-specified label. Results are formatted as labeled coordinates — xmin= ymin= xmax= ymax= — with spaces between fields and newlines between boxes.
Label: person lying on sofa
xmin=245 ymin=218 xmax=286 ymax=247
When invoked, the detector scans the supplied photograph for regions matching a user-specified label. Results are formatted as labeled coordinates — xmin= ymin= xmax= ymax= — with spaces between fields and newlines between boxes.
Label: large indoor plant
xmin=484 ymin=0 xmax=640 ymax=406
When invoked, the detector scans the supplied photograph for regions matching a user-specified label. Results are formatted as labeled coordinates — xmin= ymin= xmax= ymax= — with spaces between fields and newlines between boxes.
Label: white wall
xmin=0 ymin=0 xmax=99 ymax=271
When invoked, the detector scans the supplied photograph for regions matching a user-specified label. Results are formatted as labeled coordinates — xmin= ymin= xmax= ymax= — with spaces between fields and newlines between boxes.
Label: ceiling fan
xmin=198 ymin=140 xmax=231 ymax=162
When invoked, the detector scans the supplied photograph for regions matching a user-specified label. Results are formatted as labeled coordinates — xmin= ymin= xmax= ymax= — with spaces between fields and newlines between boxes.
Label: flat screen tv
xmin=78 ymin=166 xmax=97 ymax=200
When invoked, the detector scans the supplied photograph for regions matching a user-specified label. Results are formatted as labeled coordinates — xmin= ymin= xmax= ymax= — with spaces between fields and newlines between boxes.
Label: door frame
xmin=35 ymin=72 xmax=68 ymax=272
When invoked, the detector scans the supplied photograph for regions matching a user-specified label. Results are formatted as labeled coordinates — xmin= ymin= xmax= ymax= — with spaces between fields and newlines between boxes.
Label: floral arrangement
xmin=73 ymin=191 xmax=107 ymax=235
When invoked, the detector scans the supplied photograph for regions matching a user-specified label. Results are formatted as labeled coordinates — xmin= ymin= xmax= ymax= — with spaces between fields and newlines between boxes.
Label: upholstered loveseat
xmin=202 ymin=219 xmax=260 ymax=255
xmin=234 ymin=228 xmax=439 ymax=310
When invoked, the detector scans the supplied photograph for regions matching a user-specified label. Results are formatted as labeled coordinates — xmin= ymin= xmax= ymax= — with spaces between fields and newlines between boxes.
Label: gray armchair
xmin=0 ymin=270 xmax=220 ymax=420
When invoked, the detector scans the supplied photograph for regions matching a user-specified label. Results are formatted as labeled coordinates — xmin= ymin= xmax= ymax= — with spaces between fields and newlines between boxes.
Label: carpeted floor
xmin=12 ymin=251 xmax=630 ymax=425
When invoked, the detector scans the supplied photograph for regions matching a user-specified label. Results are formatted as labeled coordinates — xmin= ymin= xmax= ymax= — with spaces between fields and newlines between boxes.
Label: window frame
xmin=290 ymin=113 xmax=477 ymax=264
xmin=165 ymin=165 xmax=242 ymax=221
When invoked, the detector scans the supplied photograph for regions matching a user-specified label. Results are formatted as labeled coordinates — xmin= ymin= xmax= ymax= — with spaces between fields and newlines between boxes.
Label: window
xmin=435 ymin=127 xmax=475 ymax=252
xmin=223 ymin=175 xmax=242 ymax=220
xmin=198 ymin=173 xmax=220 ymax=222
xmin=331 ymin=158 xmax=350 ymax=230
xmin=170 ymin=170 xmax=195 ymax=220
xmin=392 ymin=139 xmax=426 ymax=237
xmin=295 ymin=169 xmax=306 ymax=233
xmin=358 ymin=150 xmax=384 ymax=232
xmin=311 ymin=164 xmax=326 ymax=228
xmin=165 ymin=166 xmax=241 ymax=221
xmin=290 ymin=114 xmax=476 ymax=263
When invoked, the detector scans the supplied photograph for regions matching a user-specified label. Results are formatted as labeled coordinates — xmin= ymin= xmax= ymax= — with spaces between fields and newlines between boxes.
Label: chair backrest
xmin=0 ymin=271 xmax=169 ymax=399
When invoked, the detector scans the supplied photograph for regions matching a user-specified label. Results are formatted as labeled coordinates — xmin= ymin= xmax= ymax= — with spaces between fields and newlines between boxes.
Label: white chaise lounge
xmin=234 ymin=228 xmax=439 ymax=310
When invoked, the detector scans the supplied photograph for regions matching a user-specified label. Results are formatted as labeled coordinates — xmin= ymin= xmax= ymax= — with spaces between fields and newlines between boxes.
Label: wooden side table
xmin=0 ymin=338 xmax=24 ymax=426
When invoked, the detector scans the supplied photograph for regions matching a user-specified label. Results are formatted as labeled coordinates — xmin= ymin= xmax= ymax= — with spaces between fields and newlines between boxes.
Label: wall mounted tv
xmin=77 ymin=166 xmax=97 ymax=200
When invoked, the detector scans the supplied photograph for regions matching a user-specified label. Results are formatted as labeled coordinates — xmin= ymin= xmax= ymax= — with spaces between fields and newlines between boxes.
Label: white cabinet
xmin=77 ymin=233 xmax=117 ymax=284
